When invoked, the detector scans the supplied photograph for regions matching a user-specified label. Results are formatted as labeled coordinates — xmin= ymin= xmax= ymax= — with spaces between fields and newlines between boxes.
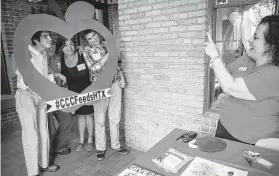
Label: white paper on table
xmin=181 ymin=157 xmax=248 ymax=176
xmin=162 ymin=153 xmax=183 ymax=168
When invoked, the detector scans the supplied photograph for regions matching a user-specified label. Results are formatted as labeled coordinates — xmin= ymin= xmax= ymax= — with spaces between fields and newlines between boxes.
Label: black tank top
xmin=61 ymin=53 xmax=94 ymax=115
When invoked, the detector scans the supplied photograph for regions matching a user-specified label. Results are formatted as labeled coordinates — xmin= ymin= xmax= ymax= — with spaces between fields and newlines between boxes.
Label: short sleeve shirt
xmin=48 ymin=55 xmax=64 ymax=86
xmin=83 ymin=44 xmax=108 ymax=82
xmin=220 ymin=55 xmax=279 ymax=144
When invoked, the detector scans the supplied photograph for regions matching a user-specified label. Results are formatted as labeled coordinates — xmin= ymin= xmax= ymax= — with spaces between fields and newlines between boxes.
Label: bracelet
xmin=210 ymin=55 xmax=221 ymax=69
xmin=211 ymin=55 xmax=221 ymax=63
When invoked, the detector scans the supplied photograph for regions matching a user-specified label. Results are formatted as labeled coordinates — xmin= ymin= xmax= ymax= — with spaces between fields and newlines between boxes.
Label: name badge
xmin=77 ymin=63 xmax=86 ymax=71
xmin=57 ymin=62 xmax=61 ymax=70
xmin=92 ymin=53 xmax=101 ymax=61
xmin=238 ymin=67 xmax=247 ymax=72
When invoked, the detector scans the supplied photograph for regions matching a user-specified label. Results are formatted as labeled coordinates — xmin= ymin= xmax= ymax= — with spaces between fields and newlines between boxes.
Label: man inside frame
xmin=8 ymin=31 xmax=65 ymax=176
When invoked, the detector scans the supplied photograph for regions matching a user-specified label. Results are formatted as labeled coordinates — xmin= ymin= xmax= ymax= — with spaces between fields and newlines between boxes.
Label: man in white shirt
xmin=12 ymin=31 xmax=65 ymax=176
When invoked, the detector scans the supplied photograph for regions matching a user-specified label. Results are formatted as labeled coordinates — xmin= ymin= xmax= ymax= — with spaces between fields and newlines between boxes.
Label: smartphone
xmin=176 ymin=131 xmax=198 ymax=143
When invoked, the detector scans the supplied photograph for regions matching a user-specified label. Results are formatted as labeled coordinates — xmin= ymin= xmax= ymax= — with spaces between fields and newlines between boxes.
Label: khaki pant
xmin=15 ymin=89 xmax=49 ymax=176
xmin=94 ymin=81 xmax=122 ymax=151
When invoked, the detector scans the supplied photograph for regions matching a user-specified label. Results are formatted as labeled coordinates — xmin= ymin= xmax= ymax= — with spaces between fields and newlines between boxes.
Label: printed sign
xmin=13 ymin=0 xmax=119 ymax=112
xmin=118 ymin=164 xmax=164 ymax=176
xmin=46 ymin=88 xmax=111 ymax=113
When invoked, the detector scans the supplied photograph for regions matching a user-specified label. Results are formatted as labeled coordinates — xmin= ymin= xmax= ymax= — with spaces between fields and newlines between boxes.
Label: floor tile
xmin=1 ymin=130 xmax=143 ymax=176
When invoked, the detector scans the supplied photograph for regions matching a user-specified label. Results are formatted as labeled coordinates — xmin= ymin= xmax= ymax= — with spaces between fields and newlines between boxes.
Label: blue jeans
xmin=48 ymin=110 xmax=73 ymax=162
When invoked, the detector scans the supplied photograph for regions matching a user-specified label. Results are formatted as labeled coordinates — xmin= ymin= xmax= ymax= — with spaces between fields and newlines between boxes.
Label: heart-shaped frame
xmin=13 ymin=1 xmax=118 ymax=112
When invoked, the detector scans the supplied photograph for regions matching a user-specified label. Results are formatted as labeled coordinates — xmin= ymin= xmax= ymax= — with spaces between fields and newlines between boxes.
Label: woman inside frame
xmin=54 ymin=37 xmax=95 ymax=152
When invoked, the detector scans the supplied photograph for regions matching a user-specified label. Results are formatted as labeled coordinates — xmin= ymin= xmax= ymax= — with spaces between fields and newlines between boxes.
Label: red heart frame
xmin=13 ymin=4 xmax=118 ymax=113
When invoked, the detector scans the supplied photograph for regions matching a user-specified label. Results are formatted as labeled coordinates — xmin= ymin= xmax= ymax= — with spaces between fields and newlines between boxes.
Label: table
xmin=117 ymin=128 xmax=279 ymax=176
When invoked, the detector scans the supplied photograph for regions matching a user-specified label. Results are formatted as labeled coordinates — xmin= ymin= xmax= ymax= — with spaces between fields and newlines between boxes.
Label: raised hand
xmin=204 ymin=31 xmax=219 ymax=59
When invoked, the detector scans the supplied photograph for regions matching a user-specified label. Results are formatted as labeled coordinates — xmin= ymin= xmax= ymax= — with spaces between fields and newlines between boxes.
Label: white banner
xmin=45 ymin=88 xmax=111 ymax=113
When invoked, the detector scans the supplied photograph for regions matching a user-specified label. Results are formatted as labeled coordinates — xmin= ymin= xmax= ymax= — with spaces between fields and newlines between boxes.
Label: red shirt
xmin=220 ymin=55 xmax=279 ymax=144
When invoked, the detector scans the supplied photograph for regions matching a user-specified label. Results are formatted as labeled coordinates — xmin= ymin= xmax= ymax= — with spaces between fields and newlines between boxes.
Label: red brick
xmin=189 ymin=0 xmax=203 ymax=3
xmin=152 ymin=27 xmax=168 ymax=33
xmin=148 ymin=0 xmax=156 ymax=3
xmin=134 ymin=0 xmax=148 ymax=7
xmin=153 ymin=2 xmax=169 ymax=9
xmin=131 ymin=24 xmax=145 ymax=30
xmin=152 ymin=16 xmax=169 ymax=21
xmin=178 ymin=18 xmax=197 ymax=25
xmin=161 ymin=8 xmax=177 ymax=14
xmin=146 ymin=22 xmax=160 ymax=28
xmin=138 ymin=17 xmax=152 ymax=23
xmin=119 ymin=15 xmax=131 ymax=20
xmin=169 ymin=26 xmax=187 ymax=32
xmin=146 ymin=9 xmax=161 ymax=16
xmin=188 ymin=10 xmax=206 ymax=18
xmin=161 ymin=21 xmax=177 ymax=26
xmin=137 ymin=5 xmax=152 ymax=12
xmin=124 ymin=8 xmax=138 ymax=14
xmin=188 ymin=24 xmax=206 ymax=31
xmin=178 ymin=4 xmax=197 ymax=11
xmin=131 ymin=12 xmax=145 ymax=18
xmin=160 ymin=33 xmax=178 ymax=38
xmin=118 ymin=3 xmax=128 ymax=9
xmin=170 ymin=13 xmax=188 ymax=20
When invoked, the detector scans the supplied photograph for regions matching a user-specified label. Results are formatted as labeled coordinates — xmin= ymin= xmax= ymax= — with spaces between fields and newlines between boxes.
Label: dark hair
xmin=82 ymin=29 xmax=97 ymax=40
xmin=31 ymin=31 xmax=43 ymax=46
xmin=54 ymin=36 xmax=76 ymax=64
xmin=82 ymin=29 xmax=103 ymax=43
xmin=31 ymin=31 xmax=50 ymax=46
xmin=259 ymin=15 xmax=279 ymax=67
xmin=54 ymin=36 xmax=67 ymax=60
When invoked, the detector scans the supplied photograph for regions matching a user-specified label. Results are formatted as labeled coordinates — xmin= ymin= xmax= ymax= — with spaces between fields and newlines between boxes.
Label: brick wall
xmin=1 ymin=0 xmax=219 ymax=149
xmin=118 ymin=0 xmax=218 ymax=151
xmin=108 ymin=4 xmax=120 ymax=52
xmin=1 ymin=0 xmax=121 ymax=130
xmin=1 ymin=0 xmax=68 ymax=95
xmin=1 ymin=107 xmax=18 ymax=127
xmin=1 ymin=0 xmax=68 ymax=128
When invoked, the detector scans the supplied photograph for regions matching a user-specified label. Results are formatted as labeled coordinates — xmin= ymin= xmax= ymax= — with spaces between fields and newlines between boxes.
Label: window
xmin=206 ymin=0 xmax=278 ymax=110
xmin=1 ymin=37 xmax=11 ymax=95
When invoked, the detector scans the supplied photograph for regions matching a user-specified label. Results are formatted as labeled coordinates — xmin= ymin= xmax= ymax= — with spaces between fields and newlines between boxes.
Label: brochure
xmin=181 ymin=157 xmax=248 ymax=176
xmin=152 ymin=148 xmax=194 ymax=173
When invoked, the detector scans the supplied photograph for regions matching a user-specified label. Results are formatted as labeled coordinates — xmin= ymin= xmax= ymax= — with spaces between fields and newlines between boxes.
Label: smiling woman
xmin=208 ymin=0 xmax=277 ymax=108
xmin=53 ymin=36 xmax=95 ymax=152
xmin=204 ymin=15 xmax=279 ymax=145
